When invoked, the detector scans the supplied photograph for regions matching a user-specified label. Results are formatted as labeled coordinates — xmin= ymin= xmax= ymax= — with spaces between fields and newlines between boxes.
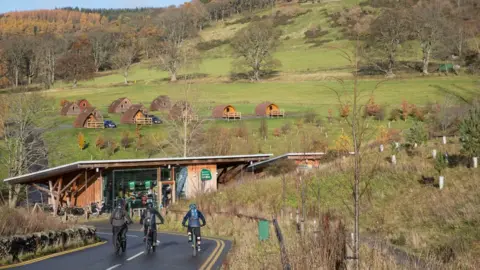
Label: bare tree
xmin=112 ymin=41 xmax=140 ymax=84
xmin=230 ymin=20 xmax=282 ymax=81
xmin=164 ymin=80 xmax=206 ymax=157
xmin=88 ymin=31 xmax=113 ymax=72
xmin=364 ymin=8 xmax=410 ymax=77
xmin=153 ymin=8 xmax=198 ymax=82
xmin=37 ymin=34 xmax=65 ymax=89
xmin=412 ymin=0 xmax=451 ymax=74
xmin=2 ymin=38 xmax=26 ymax=87
xmin=327 ymin=18 xmax=384 ymax=269
xmin=1 ymin=90 xmax=53 ymax=207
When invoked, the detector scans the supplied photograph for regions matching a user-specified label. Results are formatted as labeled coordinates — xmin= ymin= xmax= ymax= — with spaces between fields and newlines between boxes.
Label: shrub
xmin=273 ymin=128 xmax=281 ymax=137
xmin=339 ymin=104 xmax=350 ymax=118
xmin=121 ymin=132 xmax=131 ymax=149
xmin=401 ymin=100 xmax=411 ymax=121
xmin=95 ymin=135 xmax=105 ymax=149
xmin=304 ymin=25 xmax=329 ymax=39
xmin=281 ymin=122 xmax=292 ymax=135
xmin=389 ymin=108 xmax=402 ymax=121
xmin=60 ymin=99 xmax=69 ymax=107
xmin=196 ymin=39 xmax=230 ymax=51
xmin=77 ymin=132 xmax=85 ymax=150
xmin=405 ymin=121 xmax=428 ymax=147
xmin=460 ymin=106 xmax=480 ymax=157
xmin=234 ymin=122 xmax=249 ymax=138
xmin=259 ymin=119 xmax=268 ymax=139
xmin=434 ymin=153 xmax=448 ymax=175
xmin=328 ymin=108 xmax=333 ymax=123
xmin=364 ymin=96 xmax=384 ymax=120
xmin=335 ymin=133 xmax=352 ymax=153
xmin=105 ymin=140 xmax=118 ymax=157
xmin=304 ymin=109 xmax=318 ymax=124
xmin=410 ymin=105 xmax=425 ymax=121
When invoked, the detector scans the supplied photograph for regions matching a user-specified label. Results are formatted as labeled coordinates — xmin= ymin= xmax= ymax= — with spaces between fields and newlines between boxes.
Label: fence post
xmin=473 ymin=157 xmax=478 ymax=168
xmin=273 ymin=217 xmax=291 ymax=270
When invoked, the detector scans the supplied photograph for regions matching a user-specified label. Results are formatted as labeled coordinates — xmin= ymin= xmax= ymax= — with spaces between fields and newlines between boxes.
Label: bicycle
xmin=145 ymin=222 xmax=161 ymax=254
xmin=185 ymin=225 xmax=204 ymax=257
xmin=114 ymin=228 xmax=127 ymax=255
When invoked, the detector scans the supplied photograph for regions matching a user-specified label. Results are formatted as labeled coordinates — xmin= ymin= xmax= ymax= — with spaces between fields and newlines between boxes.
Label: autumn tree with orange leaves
xmin=56 ymin=36 xmax=95 ymax=87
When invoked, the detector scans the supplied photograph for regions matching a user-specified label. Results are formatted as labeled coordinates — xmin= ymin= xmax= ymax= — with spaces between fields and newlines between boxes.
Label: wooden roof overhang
xmin=3 ymin=154 xmax=273 ymax=185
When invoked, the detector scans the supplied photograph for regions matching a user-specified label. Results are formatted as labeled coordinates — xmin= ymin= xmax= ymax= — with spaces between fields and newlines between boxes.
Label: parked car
xmin=104 ymin=120 xmax=117 ymax=128
xmin=148 ymin=115 xmax=163 ymax=124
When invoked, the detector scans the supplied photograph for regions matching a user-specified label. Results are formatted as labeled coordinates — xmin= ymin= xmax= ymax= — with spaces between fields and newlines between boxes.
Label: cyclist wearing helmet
xmin=140 ymin=201 xmax=165 ymax=244
xmin=110 ymin=199 xmax=133 ymax=248
xmin=182 ymin=203 xmax=206 ymax=251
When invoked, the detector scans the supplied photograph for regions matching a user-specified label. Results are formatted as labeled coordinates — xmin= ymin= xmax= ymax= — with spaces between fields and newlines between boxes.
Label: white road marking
xmin=96 ymin=232 xmax=139 ymax=238
xmin=126 ymin=251 xmax=144 ymax=261
xmin=106 ymin=264 xmax=121 ymax=270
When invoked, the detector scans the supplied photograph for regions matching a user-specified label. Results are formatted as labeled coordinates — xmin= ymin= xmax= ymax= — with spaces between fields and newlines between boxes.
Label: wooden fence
xmin=269 ymin=109 xmax=285 ymax=117
xmin=135 ymin=117 xmax=153 ymax=125
xmin=86 ymin=121 xmax=104 ymax=129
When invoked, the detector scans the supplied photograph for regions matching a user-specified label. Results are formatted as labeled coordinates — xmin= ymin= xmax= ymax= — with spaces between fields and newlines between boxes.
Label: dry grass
xmin=167 ymin=139 xmax=480 ymax=269
xmin=0 ymin=206 xmax=71 ymax=237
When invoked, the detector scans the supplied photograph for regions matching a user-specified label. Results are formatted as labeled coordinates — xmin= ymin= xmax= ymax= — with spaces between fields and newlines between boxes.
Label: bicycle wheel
xmin=115 ymin=237 xmax=121 ymax=255
xmin=192 ymin=231 xmax=197 ymax=257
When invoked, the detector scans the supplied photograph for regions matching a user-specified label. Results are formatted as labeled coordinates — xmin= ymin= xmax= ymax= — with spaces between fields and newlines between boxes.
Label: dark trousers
xmin=187 ymin=226 xmax=201 ymax=244
xmin=112 ymin=225 xmax=127 ymax=246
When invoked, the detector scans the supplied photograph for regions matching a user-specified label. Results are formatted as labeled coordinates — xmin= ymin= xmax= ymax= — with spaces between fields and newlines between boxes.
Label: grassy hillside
xmin=164 ymin=140 xmax=480 ymax=269
xmin=13 ymin=0 xmax=473 ymax=168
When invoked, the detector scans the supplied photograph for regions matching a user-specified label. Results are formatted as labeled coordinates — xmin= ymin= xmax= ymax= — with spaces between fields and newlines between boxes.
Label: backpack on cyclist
xmin=113 ymin=208 xmax=124 ymax=221
xmin=190 ymin=209 xmax=199 ymax=220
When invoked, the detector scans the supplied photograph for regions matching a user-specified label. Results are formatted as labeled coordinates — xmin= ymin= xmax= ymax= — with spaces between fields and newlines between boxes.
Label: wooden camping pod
xmin=108 ymin=97 xmax=132 ymax=114
xmin=150 ymin=95 xmax=172 ymax=111
xmin=255 ymin=102 xmax=285 ymax=117
xmin=212 ymin=104 xmax=241 ymax=120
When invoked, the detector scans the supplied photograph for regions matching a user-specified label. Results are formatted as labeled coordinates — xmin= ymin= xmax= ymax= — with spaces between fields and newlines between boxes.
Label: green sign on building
xmin=128 ymin=181 xmax=135 ymax=190
xmin=200 ymin=169 xmax=212 ymax=181
xmin=145 ymin=180 xmax=151 ymax=189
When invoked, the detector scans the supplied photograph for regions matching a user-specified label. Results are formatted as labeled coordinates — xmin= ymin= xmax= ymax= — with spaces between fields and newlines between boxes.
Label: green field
xmin=3 ymin=0 xmax=480 ymax=169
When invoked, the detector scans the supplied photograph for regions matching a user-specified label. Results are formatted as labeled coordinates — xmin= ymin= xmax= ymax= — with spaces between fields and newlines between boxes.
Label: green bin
xmin=258 ymin=220 xmax=269 ymax=241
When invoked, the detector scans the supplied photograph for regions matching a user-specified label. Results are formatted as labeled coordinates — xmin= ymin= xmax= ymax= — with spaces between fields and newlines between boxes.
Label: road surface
xmin=10 ymin=223 xmax=231 ymax=270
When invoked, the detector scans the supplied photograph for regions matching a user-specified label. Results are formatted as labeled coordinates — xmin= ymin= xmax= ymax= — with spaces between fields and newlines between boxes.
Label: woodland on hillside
xmin=0 ymin=0 xmax=478 ymax=88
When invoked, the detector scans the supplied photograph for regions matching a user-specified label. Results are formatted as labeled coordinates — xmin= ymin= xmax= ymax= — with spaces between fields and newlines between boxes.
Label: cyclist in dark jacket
xmin=182 ymin=203 xmax=206 ymax=251
xmin=140 ymin=201 xmax=165 ymax=245
xmin=110 ymin=199 xmax=132 ymax=248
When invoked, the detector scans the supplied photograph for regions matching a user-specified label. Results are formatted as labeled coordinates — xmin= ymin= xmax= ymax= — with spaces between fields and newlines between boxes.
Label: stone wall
xmin=0 ymin=226 xmax=97 ymax=264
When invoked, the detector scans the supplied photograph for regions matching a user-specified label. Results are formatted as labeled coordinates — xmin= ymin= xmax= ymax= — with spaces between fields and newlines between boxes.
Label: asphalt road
xmin=10 ymin=223 xmax=231 ymax=270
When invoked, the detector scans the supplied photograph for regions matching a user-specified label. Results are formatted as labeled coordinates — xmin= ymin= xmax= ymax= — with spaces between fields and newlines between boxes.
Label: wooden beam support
xmin=60 ymin=173 xmax=83 ymax=194
xmin=49 ymin=180 xmax=57 ymax=215
xmin=32 ymin=184 xmax=58 ymax=196
xmin=157 ymin=167 xmax=162 ymax=208
xmin=57 ymin=177 xmax=63 ymax=208
xmin=172 ymin=167 xmax=176 ymax=204
xmin=75 ymin=171 xmax=99 ymax=195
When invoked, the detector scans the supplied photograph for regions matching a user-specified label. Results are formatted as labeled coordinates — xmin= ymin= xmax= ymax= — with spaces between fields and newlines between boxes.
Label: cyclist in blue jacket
xmin=182 ymin=203 xmax=206 ymax=251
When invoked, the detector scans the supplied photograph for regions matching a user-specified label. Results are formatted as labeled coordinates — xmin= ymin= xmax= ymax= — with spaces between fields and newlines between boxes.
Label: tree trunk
xmin=183 ymin=116 xmax=187 ymax=157
xmin=422 ymin=45 xmax=431 ymax=75
xmin=253 ymin=69 xmax=260 ymax=81
xmin=124 ymin=71 xmax=128 ymax=84
xmin=14 ymin=68 xmax=19 ymax=87
xmin=171 ymin=72 xmax=177 ymax=82
xmin=73 ymin=79 xmax=77 ymax=88
xmin=8 ymin=184 xmax=22 ymax=208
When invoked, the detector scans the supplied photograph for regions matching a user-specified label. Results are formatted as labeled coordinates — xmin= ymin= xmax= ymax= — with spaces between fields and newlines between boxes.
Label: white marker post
xmin=439 ymin=176 xmax=444 ymax=190
xmin=391 ymin=155 xmax=397 ymax=165
xmin=432 ymin=149 xmax=437 ymax=159
xmin=442 ymin=136 xmax=447 ymax=145
xmin=473 ymin=157 xmax=478 ymax=169
xmin=379 ymin=144 xmax=384 ymax=152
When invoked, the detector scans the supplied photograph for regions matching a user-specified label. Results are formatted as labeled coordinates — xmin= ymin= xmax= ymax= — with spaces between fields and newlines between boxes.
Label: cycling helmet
xmin=189 ymin=203 xmax=197 ymax=210
xmin=146 ymin=201 xmax=153 ymax=209
xmin=117 ymin=199 xmax=124 ymax=208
